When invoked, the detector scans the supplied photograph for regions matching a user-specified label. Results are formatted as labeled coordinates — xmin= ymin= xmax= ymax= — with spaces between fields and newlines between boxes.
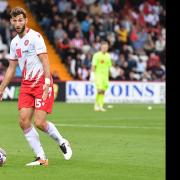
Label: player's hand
xmin=42 ymin=84 xmax=50 ymax=101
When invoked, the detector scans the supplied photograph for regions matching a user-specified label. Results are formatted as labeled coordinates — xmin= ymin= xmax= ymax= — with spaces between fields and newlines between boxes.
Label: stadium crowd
xmin=0 ymin=0 xmax=166 ymax=81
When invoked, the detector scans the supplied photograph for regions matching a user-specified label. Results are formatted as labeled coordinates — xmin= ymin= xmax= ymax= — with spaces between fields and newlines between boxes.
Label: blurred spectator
xmin=151 ymin=61 xmax=165 ymax=81
xmin=54 ymin=23 xmax=65 ymax=44
xmin=66 ymin=22 xmax=76 ymax=39
xmin=83 ymin=53 xmax=92 ymax=70
xmin=144 ymin=9 xmax=159 ymax=27
xmin=81 ymin=15 xmax=91 ymax=39
xmin=155 ymin=34 xmax=165 ymax=54
xmin=70 ymin=31 xmax=84 ymax=50
xmin=112 ymin=0 xmax=121 ymax=13
xmin=83 ymin=0 xmax=96 ymax=5
xmin=121 ymin=15 xmax=132 ymax=34
xmin=58 ymin=0 xmax=71 ymax=13
xmin=92 ymin=35 xmax=101 ymax=51
xmin=117 ymin=53 xmax=128 ymax=70
xmin=101 ymin=0 xmax=113 ymax=15
xmin=147 ymin=52 xmax=160 ymax=70
xmin=139 ymin=1 xmax=152 ymax=15
xmin=110 ymin=62 xmax=125 ymax=80
xmin=135 ymin=57 xmax=147 ymax=78
xmin=76 ymin=4 xmax=88 ymax=22
xmin=144 ymin=32 xmax=155 ymax=54
xmin=77 ymin=64 xmax=90 ymax=80
xmin=57 ymin=32 xmax=71 ymax=61
xmin=118 ymin=25 xmax=128 ymax=45
xmin=127 ymin=52 xmax=138 ymax=72
xmin=89 ymin=1 xmax=103 ymax=15
xmin=131 ymin=26 xmax=148 ymax=53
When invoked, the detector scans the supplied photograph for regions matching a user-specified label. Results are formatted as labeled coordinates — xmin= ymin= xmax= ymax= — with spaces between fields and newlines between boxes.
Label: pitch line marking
xmin=55 ymin=123 xmax=163 ymax=129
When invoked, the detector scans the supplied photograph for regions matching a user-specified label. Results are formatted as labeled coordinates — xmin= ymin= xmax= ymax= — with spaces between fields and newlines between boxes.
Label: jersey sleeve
xmin=8 ymin=42 xmax=17 ymax=60
xmin=34 ymin=33 xmax=47 ymax=55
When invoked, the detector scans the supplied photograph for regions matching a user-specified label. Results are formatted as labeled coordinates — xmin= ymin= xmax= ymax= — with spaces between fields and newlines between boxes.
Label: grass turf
xmin=0 ymin=102 xmax=165 ymax=180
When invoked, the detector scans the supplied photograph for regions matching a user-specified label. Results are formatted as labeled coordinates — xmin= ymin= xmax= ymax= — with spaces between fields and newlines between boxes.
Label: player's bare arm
xmin=38 ymin=53 xmax=51 ymax=101
xmin=0 ymin=60 xmax=18 ymax=100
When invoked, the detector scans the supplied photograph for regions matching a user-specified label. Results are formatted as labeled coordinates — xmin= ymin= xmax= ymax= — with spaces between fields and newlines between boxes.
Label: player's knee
xmin=34 ymin=119 xmax=42 ymax=129
xmin=19 ymin=117 xmax=30 ymax=130
xmin=34 ymin=119 xmax=46 ymax=131
xmin=98 ymin=90 xmax=104 ymax=94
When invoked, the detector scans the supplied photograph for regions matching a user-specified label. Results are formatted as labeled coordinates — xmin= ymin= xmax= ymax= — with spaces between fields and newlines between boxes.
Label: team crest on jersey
xmin=24 ymin=40 xmax=29 ymax=46
xmin=100 ymin=59 xmax=105 ymax=64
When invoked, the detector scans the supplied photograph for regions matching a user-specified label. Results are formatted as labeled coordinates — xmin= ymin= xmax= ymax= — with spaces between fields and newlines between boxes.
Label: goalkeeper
xmin=90 ymin=41 xmax=112 ymax=111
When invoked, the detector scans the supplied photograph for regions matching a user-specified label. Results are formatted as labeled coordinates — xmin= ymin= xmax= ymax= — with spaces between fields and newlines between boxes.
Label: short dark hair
xmin=10 ymin=7 xmax=27 ymax=18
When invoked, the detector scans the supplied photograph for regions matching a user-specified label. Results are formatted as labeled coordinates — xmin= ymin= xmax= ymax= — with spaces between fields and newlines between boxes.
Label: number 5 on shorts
xmin=35 ymin=98 xmax=42 ymax=108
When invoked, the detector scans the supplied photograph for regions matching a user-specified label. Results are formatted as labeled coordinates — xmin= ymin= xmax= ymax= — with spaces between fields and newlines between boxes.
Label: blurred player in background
xmin=91 ymin=41 xmax=112 ymax=112
xmin=0 ymin=7 xmax=72 ymax=166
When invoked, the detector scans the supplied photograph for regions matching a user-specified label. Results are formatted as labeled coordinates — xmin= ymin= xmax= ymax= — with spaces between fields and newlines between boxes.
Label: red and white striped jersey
xmin=9 ymin=28 xmax=47 ymax=86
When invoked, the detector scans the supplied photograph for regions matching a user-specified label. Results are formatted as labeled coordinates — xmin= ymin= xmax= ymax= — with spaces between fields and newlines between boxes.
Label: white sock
xmin=24 ymin=126 xmax=46 ymax=160
xmin=45 ymin=122 xmax=65 ymax=145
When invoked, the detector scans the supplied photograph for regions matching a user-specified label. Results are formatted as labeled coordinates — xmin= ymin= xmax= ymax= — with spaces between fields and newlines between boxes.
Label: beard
xmin=15 ymin=25 xmax=25 ymax=34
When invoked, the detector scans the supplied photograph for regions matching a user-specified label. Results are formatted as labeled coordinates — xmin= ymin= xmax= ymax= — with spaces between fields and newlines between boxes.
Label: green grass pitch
xmin=0 ymin=102 xmax=165 ymax=180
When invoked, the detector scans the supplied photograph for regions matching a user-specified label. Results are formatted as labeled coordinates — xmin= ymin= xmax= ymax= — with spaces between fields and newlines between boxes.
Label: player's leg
xmin=97 ymin=89 xmax=106 ymax=111
xmin=34 ymin=109 xmax=72 ymax=160
xmin=34 ymin=109 xmax=65 ymax=145
xmin=94 ymin=77 xmax=102 ymax=111
xmin=94 ymin=91 xmax=100 ymax=111
xmin=95 ymin=90 xmax=106 ymax=111
xmin=99 ymin=78 xmax=109 ymax=111
xmin=33 ymin=85 xmax=72 ymax=160
xmin=19 ymin=108 xmax=47 ymax=165
xmin=95 ymin=77 xmax=108 ymax=111
xmin=18 ymin=93 xmax=47 ymax=166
